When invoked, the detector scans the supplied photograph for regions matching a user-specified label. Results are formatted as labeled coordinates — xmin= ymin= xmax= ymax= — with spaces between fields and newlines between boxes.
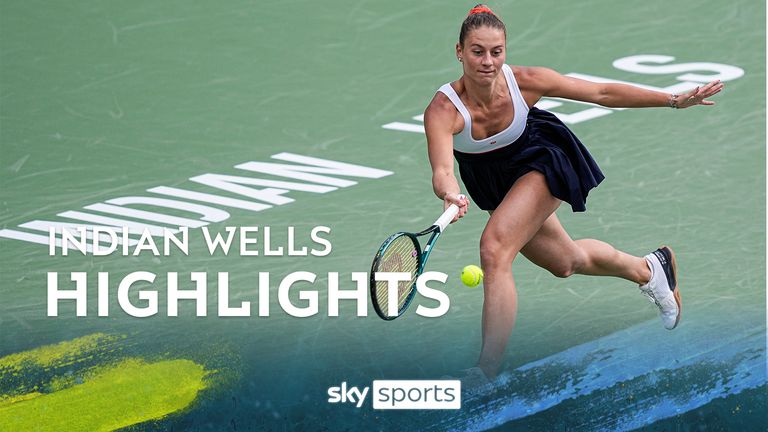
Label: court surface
xmin=0 ymin=1 xmax=765 ymax=430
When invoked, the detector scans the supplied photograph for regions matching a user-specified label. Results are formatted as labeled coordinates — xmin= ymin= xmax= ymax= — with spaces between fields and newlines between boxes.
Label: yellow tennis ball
xmin=460 ymin=265 xmax=484 ymax=287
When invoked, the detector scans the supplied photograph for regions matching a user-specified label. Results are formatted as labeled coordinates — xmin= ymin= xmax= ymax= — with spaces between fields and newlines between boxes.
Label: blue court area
xmin=0 ymin=1 xmax=765 ymax=430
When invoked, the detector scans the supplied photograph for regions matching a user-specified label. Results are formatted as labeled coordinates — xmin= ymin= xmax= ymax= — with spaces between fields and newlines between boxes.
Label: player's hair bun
xmin=468 ymin=4 xmax=495 ymax=16
xmin=459 ymin=4 xmax=505 ymax=45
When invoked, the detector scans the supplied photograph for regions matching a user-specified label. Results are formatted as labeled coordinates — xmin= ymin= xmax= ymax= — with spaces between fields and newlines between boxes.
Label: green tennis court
xmin=1 ymin=1 xmax=765 ymax=430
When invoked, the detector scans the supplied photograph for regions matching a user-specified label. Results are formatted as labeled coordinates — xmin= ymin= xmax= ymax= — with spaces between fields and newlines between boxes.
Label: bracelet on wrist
xmin=668 ymin=94 xmax=680 ymax=109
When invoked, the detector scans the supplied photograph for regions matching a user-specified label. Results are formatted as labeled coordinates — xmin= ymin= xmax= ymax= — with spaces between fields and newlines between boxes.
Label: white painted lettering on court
xmin=0 ymin=153 xmax=393 ymax=250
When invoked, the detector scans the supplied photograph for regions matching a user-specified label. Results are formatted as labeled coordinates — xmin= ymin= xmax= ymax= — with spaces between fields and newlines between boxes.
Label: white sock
xmin=639 ymin=255 xmax=654 ymax=288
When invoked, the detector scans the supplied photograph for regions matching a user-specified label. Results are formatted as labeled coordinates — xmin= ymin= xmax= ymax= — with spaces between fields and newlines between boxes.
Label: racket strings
xmin=374 ymin=235 xmax=419 ymax=316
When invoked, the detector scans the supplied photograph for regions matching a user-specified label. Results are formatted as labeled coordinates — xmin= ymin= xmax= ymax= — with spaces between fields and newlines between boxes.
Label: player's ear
xmin=456 ymin=43 xmax=463 ymax=62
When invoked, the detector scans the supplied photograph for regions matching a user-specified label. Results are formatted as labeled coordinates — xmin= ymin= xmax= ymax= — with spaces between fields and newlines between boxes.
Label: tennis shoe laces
xmin=639 ymin=246 xmax=682 ymax=330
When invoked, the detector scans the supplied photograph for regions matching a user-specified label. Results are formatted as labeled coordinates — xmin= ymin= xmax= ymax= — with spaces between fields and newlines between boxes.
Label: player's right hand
xmin=444 ymin=193 xmax=469 ymax=223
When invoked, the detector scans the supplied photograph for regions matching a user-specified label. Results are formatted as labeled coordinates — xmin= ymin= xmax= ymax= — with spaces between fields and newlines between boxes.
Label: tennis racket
xmin=369 ymin=203 xmax=461 ymax=320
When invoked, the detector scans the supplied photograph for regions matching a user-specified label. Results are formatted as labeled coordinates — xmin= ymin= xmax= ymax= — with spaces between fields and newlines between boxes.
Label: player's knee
xmin=479 ymin=235 xmax=517 ymax=269
xmin=549 ymin=252 xmax=586 ymax=278
xmin=550 ymin=264 xmax=576 ymax=278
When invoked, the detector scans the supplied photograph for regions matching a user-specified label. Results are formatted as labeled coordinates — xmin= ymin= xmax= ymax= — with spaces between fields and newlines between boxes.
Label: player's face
xmin=457 ymin=26 xmax=506 ymax=84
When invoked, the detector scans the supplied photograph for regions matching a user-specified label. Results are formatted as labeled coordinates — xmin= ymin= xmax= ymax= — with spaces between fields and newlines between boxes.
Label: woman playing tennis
xmin=424 ymin=4 xmax=723 ymax=384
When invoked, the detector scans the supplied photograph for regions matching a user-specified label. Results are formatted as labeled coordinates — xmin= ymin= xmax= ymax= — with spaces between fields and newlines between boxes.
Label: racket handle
xmin=434 ymin=204 xmax=459 ymax=232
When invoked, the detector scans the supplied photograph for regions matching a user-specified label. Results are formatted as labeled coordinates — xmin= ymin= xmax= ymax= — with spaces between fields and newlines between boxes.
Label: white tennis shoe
xmin=639 ymin=246 xmax=682 ymax=330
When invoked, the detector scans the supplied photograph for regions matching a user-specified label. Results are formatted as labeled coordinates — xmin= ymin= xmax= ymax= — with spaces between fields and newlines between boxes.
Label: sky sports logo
xmin=327 ymin=380 xmax=461 ymax=409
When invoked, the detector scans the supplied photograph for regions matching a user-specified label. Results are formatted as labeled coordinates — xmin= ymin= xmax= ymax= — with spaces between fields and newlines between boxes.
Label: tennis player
xmin=425 ymin=4 xmax=723 ymax=384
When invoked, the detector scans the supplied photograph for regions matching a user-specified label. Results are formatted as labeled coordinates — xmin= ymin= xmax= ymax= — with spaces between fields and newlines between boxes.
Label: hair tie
xmin=468 ymin=5 xmax=494 ymax=16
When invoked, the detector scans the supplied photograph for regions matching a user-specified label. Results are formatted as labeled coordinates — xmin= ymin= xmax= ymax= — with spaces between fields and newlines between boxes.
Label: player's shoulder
xmin=512 ymin=65 xmax=559 ymax=82
xmin=424 ymin=85 xmax=463 ymax=136
xmin=511 ymin=65 xmax=561 ymax=91
xmin=425 ymin=87 xmax=459 ymax=122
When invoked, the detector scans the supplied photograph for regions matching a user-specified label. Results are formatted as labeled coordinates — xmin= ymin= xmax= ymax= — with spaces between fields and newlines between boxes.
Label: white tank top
xmin=437 ymin=64 xmax=529 ymax=154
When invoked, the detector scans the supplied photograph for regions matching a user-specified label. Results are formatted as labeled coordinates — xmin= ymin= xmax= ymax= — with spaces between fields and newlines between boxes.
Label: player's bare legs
xmin=520 ymin=211 xmax=680 ymax=330
xmin=478 ymin=176 xmax=679 ymax=379
xmin=477 ymin=171 xmax=561 ymax=378
xmin=521 ymin=214 xmax=651 ymax=285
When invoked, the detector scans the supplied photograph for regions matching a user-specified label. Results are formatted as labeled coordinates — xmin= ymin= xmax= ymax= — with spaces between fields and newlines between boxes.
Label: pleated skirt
xmin=454 ymin=107 xmax=605 ymax=212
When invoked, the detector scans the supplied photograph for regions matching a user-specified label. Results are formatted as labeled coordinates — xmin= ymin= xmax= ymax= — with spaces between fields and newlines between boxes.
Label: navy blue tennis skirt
xmin=454 ymin=107 xmax=604 ymax=212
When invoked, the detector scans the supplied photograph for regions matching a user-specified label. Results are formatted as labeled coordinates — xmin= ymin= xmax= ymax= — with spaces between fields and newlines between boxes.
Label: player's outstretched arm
xmin=520 ymin=66 xmax=724 ymax=109
xmin=424 ymin=94 xmax=469 ymax=222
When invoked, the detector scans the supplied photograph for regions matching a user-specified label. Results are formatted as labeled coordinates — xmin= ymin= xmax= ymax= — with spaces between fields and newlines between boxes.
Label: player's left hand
xmin=676 ymin=80 xmax=724 ymax=108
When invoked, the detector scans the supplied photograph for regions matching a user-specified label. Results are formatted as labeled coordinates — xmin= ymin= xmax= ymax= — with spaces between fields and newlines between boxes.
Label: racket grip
xmin=434 ymin=204 xmax=460 ymax=232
